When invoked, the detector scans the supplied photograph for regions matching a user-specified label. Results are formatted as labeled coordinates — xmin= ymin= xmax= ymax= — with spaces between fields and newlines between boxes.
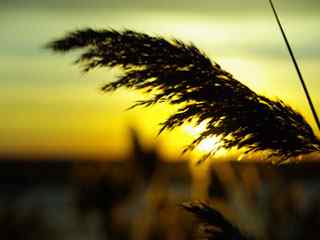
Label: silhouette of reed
xmin=47 ymin=29 xmax=320 ymax=162
xmin=182 ymin=202 xmax=253 ymax=240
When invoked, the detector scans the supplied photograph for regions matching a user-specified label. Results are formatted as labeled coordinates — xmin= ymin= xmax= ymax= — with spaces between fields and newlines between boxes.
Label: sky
xmin=1 ymin=0 xmax=320 ymax=160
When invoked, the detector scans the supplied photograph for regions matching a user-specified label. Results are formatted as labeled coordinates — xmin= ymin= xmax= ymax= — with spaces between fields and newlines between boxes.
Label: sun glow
xmin=183 ymin=122 xmax=207 ymax=136
xmin=183 ymin=122 xmax=220 ymax=154
xmin=197 ymin=137 xmax=219 ymax=153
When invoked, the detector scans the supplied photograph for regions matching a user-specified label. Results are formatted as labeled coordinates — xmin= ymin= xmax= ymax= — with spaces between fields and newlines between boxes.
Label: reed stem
xmin=268 ymin=0 xmax=320 ymax=131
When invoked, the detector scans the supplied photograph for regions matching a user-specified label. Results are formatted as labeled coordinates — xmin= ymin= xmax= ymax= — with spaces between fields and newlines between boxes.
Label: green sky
xmin=1 ymin=0 xmax=319 ymax=159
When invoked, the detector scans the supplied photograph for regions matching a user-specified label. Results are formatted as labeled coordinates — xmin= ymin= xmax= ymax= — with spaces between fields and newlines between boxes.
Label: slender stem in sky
xmin=268 ymin=0 xmax=320 ymax=131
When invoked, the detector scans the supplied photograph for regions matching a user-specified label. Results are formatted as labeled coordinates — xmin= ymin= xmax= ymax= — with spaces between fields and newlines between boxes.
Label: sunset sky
xmin=1 ymin=0 xmax=320 ymax=160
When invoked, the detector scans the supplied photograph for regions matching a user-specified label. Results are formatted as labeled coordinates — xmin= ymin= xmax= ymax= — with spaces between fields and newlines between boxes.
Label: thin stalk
xmin=268 ymin=0 xmax=320 ymax=131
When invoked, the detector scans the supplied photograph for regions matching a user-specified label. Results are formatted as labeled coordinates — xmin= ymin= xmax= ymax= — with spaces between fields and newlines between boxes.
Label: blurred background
xmin=1 ymin=0 xmax=320 ymax=239
xmin=1 ymin=130 xmax=320 ymax=239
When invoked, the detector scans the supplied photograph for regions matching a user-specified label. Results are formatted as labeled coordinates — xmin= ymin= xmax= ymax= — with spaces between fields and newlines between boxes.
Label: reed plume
xmin=47 ymin=29 xmax=320 ymax=162
xmin=182 ymin=202 xmax=253 ymax=240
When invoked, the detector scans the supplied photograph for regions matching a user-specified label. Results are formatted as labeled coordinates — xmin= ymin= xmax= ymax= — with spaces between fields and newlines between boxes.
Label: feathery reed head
xmin=181 ymin=202 xmax=253 ymax=240
xmin=47 ymin=28 xmax=320 ymax=162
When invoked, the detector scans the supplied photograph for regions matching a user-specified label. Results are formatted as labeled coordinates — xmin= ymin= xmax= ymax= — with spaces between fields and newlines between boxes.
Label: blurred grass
xmin=0 ymin=129 xmax=320 ymax=239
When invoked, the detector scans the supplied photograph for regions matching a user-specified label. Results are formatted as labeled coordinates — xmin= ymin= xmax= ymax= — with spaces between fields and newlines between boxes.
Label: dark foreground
xmin=0 ymin=153 xmax=320 ymax=240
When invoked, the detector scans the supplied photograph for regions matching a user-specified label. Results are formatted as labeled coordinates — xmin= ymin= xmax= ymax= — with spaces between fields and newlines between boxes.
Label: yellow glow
xmin=183 ymin=123 xmax=220 ymax=155
xmin=183 ymin=122 xmax=207 ymax=136
xmin=197 ymin=137 xmax=219 ymax=153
